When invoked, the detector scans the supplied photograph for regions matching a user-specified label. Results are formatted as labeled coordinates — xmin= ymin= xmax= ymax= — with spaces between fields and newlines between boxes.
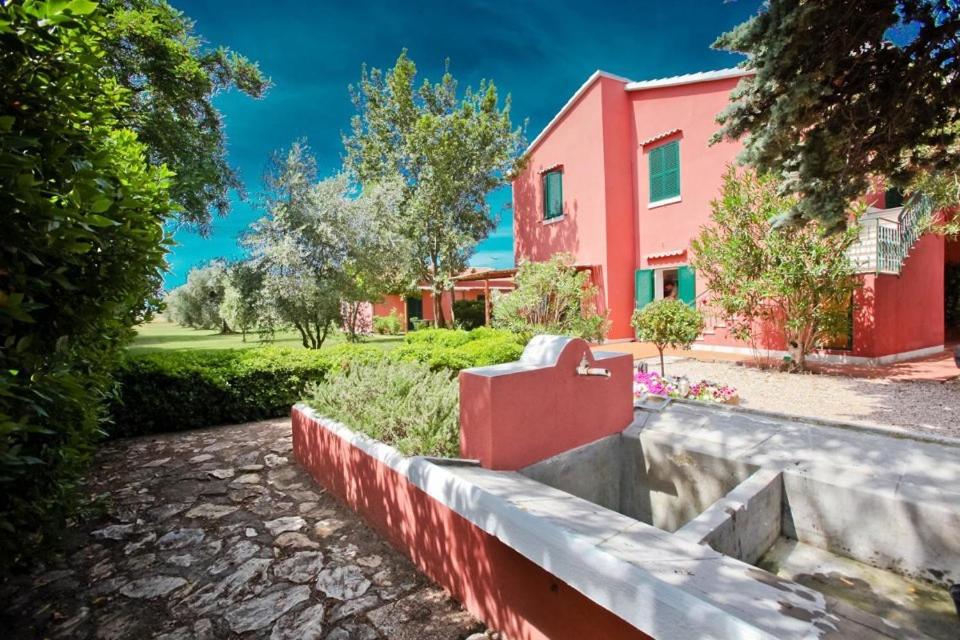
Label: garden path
xmin=1 ymin=419 xmax=483 ymax=640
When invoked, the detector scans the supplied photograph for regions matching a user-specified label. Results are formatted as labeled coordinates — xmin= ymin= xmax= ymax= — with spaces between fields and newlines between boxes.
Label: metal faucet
xmin=576 ymin=354 xmax=610 ymax=378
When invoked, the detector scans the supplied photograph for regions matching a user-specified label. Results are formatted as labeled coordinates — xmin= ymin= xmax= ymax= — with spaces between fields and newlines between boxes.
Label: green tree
xmin=690 ymin=169 xmax=860 ymax=370
xmin=492 ymin=254 xmax=608 ymax=341
xmin=713 ymin=0 xmax=960 ymax=230
xmin=344 ymin=51 xmax=525 ymax=326
xmin=220 ymin=262 xmax=265 ymax=342
xmin=100 ymin=0 xmax=270 ymax=230
xmin=164 ymin=260 xmax=230 ymax=331
xmin=246 ymin=143 xmax=409 ymax=348
xmin=0 ymin=0 xmax=174 ymax=569
xmin=631 ymin=300 xmax=705 ymax=376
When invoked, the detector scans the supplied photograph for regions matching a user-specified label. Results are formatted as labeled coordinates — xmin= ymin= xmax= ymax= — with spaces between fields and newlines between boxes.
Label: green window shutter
xmin=543 ymin=170 xmax=563 ymax=219
xmin=648 ymin=140 xmax=680 ymax=203
xmin=635 ymin=269 xmax=654 ymax=309
xmin=677 ymin=265 xmax=696 ymax=305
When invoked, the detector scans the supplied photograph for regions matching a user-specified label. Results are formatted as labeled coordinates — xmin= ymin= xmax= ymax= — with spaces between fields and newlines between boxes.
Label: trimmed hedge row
xmin=108 ymin=344 xmax=384 ymax=437
xmin=109 ymin=328 xmax=527 ymax=438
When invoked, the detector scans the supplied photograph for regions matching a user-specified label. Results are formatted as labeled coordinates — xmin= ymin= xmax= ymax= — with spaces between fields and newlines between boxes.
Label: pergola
xmin=451 ymin=267 xmax=517 ymax=325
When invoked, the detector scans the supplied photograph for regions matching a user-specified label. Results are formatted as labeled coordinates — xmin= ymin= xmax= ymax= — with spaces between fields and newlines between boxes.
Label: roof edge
xmin=625 ymin=67 xmax=753 ymax=91
xmin=523 ymin=70 xmax=628 ymax=157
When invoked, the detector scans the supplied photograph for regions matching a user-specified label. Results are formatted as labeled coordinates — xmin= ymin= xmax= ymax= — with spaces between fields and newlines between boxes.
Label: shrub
xmin=631 ymin=299 xmax=705 ymax=375
xmin=392 ymin=327 xmax=526 ymax=371
xmin=1 ymin=2 xmax=174 ymax=571
xmin=492 ymin=253 xmax=609 ymax=341
xmin=109 ymin=345 xmax=385 ymax=437
xmin=409 ymin=317 xmax=430 ymax=331
xmin=372 ymin=310 xmax=403 ymax=335
xmin=452 ymin=299 xmax=485 ymax=329
xmin=305 ymin=361 xmax=459 ymax=457
xmin=403 ymin=327 xmax=472 ymax=347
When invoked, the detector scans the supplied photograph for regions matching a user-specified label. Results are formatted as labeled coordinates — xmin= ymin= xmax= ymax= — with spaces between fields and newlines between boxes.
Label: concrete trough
xmin=293 ymin=337 xmax=960 ymax=639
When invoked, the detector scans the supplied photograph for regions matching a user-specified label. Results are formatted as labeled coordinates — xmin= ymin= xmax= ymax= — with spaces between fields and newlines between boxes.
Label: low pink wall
xmin=291 ymin=407 xmax=649 ymax=640
xmin=459 ymin=338 xmax=634 ymax=470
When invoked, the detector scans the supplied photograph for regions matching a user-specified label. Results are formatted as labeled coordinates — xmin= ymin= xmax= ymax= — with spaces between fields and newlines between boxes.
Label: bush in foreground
xmin=631 ymin=299 xmax=704 ymax=375
xmin=305 ymin=361 xmax=460 ymax=457
xmin=109 ymin=345 xmax=383 ymax=437
xmin=110 ymin=328 xmax=527 ymax=438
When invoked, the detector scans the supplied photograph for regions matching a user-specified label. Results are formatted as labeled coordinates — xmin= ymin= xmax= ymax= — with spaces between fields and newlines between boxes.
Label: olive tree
xmin=245 ymin=143 xmax=410 ymax=347
xmin=631 ymin=300 xmax=705 ymax=376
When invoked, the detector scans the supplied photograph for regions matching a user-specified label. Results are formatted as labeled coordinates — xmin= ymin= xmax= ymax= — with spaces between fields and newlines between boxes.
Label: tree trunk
xmin=432 ymin=286 xmax=444 ymax=328
xmin=294 ymin=322 xmax=310 ymax=348
xmin=241 ymin=327 xmax=247 ymax=342
xmin=220 ymin=319 xmax=232 ymax=335
xmin=658 ymin=348 xmax=666 ymax=376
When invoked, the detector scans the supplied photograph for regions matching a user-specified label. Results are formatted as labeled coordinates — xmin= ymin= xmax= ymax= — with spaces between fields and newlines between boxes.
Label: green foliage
xmin=452 ymin=299 xmax=485 ymax=329
xmin=100 ymin=0 xmax=270 ymax=230
xmin=245 ymin=143 xmax=410 ymax=348
xmin=392 ymin=327 xmax=524 ymax=371
xmin=109 ymin=345 xmax=384 ymax=437
xmin=219 ymin=262 xmax=265 ymax=341
xmin=0 ymin=0 xmax=174 ymax=570
xmin=492 ymin=253 xmax=609 ymax=341
xmin=409 ymin=317 xmax=430 ymax=331
xmin=714 ymin=0 xmax=960 ymax=229
xmin=164 ymin=260 xmax=230 ymax=331
xmin=372 ymin=310 xmax=403 ymax=335
xmin=305 ymin=361 xmax=460 ymax=458
xmin=344 ymin=50 xmax=526 ymax=326
xmin=631 ymin=300 xmax=704 ymax=375
xmin=690 ymin=168 xmax=860 ymax=370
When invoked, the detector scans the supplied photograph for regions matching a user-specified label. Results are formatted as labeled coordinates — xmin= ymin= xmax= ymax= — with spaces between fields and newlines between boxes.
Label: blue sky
xmin=165 ymin=0 xmax=762 ymax=288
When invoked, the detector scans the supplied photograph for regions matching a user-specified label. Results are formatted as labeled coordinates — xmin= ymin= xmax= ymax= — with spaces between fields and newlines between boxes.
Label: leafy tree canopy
xmin=0 ymin=0 xmax=174 ymax=568
xmin=344 ymin=50 xmax=525 ymax=326
xmin=714 ymin=0 xmax=960 ymax=230
xmin=631 ymin=300 xmax=704 ymax=376
xmin=690 ymin=168 xmax=860 ymax=370
xmin=101 ymin=0 xmax=270 ymax=231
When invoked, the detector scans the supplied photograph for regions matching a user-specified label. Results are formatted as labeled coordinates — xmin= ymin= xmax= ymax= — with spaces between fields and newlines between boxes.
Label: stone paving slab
xmin=0 ymin=419 xmax=485 ymax=640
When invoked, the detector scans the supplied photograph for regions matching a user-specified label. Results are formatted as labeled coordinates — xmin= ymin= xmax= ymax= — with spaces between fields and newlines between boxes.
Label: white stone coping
xmin=461 ymin=335 xmax=625 ymax=378
xmin=294 ymin=404 xmax=836 ymax=640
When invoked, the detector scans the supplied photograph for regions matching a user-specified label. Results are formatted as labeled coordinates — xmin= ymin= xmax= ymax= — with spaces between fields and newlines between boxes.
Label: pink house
xmin=513 ymin=68 xmax=958 ymax=363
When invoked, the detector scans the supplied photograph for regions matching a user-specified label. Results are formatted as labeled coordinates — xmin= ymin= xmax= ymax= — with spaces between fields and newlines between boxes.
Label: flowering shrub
xmin=633 ymin=370 xmax=738 ymax=405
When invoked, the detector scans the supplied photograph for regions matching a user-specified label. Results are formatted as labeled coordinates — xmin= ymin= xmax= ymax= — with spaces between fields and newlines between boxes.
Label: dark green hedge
xmin=109 ymin=329 xmax=528 ymax=439
xmin=108 ymin=345 xmax=384 ymax=437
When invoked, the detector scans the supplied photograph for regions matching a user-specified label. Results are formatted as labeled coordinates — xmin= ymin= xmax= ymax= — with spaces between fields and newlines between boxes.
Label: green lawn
xmin=129 ymin=319 xmax=403 ymax=354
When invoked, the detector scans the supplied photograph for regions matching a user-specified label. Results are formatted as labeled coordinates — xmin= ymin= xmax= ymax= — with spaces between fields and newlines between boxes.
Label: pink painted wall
xmin=513 ymin=76 xmax=637 ymax=339
xmin=854 ymin=234 xmax=945 ymax=356
xmin=460 ymin=339 xmax=633 ymax=470
xmin=513 ymin=70 xmax=947 ymax=358
xmin=292 ymin=407 xmax=650 ymax=640
xmin=630 ymin=78 xmax=743 ymax=276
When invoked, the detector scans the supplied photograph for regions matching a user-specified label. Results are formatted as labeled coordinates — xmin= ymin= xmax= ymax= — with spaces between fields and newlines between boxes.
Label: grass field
xmin=129 ymin=319 xmax=403 ymax=354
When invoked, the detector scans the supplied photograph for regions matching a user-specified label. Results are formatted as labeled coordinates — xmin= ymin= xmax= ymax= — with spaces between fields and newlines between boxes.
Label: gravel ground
xmin=650 ymin=357 xmax=960 ymax=439
xmin=1 ymin=419 xmax=484 ymax=640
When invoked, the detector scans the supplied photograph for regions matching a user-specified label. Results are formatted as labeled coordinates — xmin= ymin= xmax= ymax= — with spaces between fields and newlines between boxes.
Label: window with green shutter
xmin=635 ymin=269 xmax=654 ymax=309
xmin=648 ymin=140 xmax=680 ymax=204
xmin=543 ymin=170 xmax=563 ymax=220
xmin=677 ymin=265 xmax=696 ymax=305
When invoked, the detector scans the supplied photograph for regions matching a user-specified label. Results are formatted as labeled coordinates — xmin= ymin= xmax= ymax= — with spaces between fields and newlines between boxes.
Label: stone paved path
xmin=1 ymin=419 xmax=484 ymax=640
